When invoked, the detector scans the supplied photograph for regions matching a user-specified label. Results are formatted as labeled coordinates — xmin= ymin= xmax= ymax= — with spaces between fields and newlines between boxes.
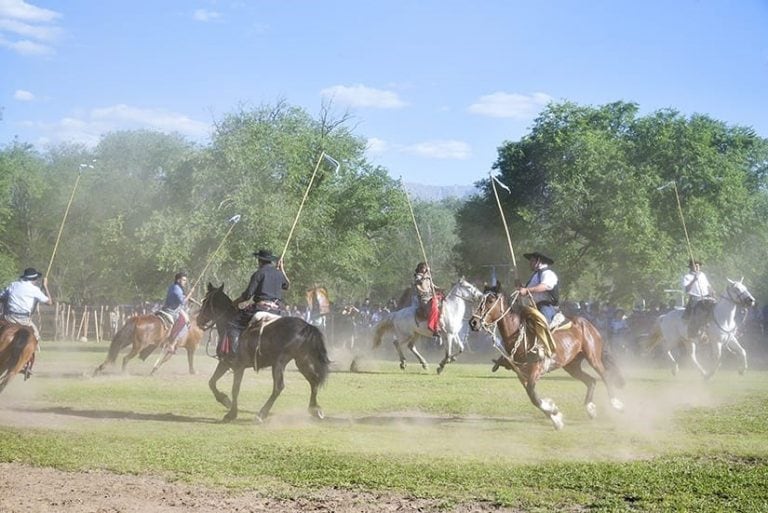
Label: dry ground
xmin=0 ymin=462 xmax=517 ymax=513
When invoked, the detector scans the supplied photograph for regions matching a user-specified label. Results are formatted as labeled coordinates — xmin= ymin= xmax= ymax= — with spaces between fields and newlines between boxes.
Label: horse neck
xmin=491 ymin=296 xmax=521 ymax=341
xmin=714 ymin=292 xmax=738 ymax=326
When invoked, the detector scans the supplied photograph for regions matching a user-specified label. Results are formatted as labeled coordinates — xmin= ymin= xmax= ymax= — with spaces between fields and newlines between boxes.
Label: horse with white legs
xmin=649 ymin=278 xmax=755 ymax=379
xmin=372 ymin=277 xmax=484 ymax=374
xmin=469 ymin=285 xmax=626 ymax=430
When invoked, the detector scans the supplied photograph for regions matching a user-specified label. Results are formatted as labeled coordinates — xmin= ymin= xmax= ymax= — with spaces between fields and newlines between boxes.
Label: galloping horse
xmin=469 ymin=285 xmax=625 ymax=430
xmin=373 ymin=277 xmax=484 ymax=374
xmin=648 ymin=278 xmax=755 ymax=379
xmin=198 ymin=283 xmax=330 ymax=423
xmin=93 ymin=311 xmax=203 ymax=376
xmin=0 ymin=322 xmax=38 ymax=394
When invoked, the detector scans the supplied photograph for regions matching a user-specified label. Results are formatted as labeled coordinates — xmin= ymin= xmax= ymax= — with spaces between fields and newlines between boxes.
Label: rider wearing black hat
xmin=224 ymin=249 xmax=290 ymax=357
xmin=0 ymin=267 xmax=53 ymax=341
xmin=518 ymin=251 xmax=560 ymax=324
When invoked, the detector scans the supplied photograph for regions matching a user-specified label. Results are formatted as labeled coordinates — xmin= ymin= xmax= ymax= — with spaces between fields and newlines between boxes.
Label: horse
xmin=93 ymin=311 xmax=204 ymax=376
xmin=197 ymin=283 xmax=330 ymax=423
xmin=647 ymin=278 xmax=755 ymax=379
xmin=469 ymin=285 xmax=625 ymax=430
xmin=372 ymin=277 xmax=485 ymax=374
xmin=305 ymin=285 xmax=331 ymax=329
xmin=0 ymin=322 xmax=38 ymax=394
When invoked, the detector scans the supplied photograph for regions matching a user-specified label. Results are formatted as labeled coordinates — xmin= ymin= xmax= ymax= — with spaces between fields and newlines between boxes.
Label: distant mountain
xmin=403 ymin=182 xmax=479 ymax=202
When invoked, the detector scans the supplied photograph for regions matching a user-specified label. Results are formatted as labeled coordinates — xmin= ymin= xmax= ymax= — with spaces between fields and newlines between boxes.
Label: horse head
xmin=469 ymin=283 xmax=521 ymax=333
xmin=725 ymin=278 xmax=756 ymax=307
xmin=455 ymin=276 xmax=484 ymax=304
xmin=197 ymin=283 xmax=234 ymax=329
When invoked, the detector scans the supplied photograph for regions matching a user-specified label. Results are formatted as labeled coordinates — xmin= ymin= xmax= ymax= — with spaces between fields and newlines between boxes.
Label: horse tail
xmin=301 ymin=323 xmax=331 ymax=386
xmin=94 ymin=319 xmax=135 ymax=374
xmin=372 ymin=314 xmax=394 ymax=349
xmin=601 ymin=345 xmax=626 ymax=389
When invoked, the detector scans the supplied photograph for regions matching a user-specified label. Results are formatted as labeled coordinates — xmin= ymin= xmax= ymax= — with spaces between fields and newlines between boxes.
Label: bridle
xmin=711 ymin=282 xmax=754 ymax=336
xmin=197 ymin=289 xmax=232 ymax=331
xmin=470 ymin=290 xmax=516 ymax=335
xmin=447 ymin=279 xmax=483 ymax=304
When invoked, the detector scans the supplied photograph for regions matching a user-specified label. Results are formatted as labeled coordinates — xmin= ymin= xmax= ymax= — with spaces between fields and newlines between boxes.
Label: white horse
xmin=649 ymin=279 xmax=755 ymax=378
xmin=372 ymin=277 xmax=484 ymax=373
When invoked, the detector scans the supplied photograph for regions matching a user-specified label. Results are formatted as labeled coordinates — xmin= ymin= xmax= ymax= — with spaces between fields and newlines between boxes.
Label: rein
xmin=710 ymin=287 xmax=750 ymax=336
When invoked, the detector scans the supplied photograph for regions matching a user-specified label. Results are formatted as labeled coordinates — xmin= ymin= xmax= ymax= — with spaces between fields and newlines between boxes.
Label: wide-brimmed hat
xmin=20 ymin=267 xmax=41 ymax=280
xmin=253 ymin=249 xmax=277 ymax=262
xmin=523 ymin=252 xmax=554 ymax=265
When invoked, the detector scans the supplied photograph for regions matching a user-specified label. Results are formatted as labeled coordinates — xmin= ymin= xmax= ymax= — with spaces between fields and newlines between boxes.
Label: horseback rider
xmin=0 ymin=267 xmax=53 ymax=342
xmin=518 ymin=251 xmax=560 ymax=325
xmin=161 ymin=272 xmax=192 ymax=353
xmin=413 ymin=262 xmax=440 ymax=336
xmin=682 ymin=258 xmax=715 ymax=339
xmin=225 ymin=249 xmax=290 ymax=357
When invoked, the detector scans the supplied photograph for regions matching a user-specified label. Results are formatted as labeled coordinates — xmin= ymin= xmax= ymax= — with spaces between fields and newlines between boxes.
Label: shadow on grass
xmin=12 ymin=406 xmax=219 ymax=424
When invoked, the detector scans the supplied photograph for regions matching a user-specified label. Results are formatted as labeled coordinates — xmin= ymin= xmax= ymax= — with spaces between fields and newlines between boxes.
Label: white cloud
xmin=27 ymin=104 xmax=210 ymax=147
xmin=13 ymin=89 xmax=34 ymax=101
xmin=320 ymin=84 xmax=407 ymax=109
xmin=366 ymin=137 xmax=389 ymax=155
xmin=193 ymin=9 xmax=221 ymax=22
xmin=468 ymin=91 xmax=552 ymax=119
xmin=402 ymin=140 xmax=472 ymax=160
xmin=0 ymin=0 xmax=61 ymax=56
xmin=0 ymin=0 xmax=60 ymax=22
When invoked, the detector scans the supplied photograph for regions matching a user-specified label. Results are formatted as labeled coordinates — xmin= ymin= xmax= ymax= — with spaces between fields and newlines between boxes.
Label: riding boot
xmin=230 ymin=331 xmax=240 ymax=356
xmin=491 ymin=357 xmax=502 ymax=372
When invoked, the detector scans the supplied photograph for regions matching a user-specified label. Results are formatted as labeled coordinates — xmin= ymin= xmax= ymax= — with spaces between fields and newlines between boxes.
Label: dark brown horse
xmin=0 ymin=321 xmax=38 ymax=394
xmin=198 ymin=283 xmax=330 ymax=423
xmin=469 ymin=285 xmax=625 ymax=429
xmin=93 ymin=311 xmax=203 ymax=376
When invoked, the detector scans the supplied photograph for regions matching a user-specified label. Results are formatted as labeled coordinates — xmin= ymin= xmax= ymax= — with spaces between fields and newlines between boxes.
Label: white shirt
xmin=1 ymin=280 xmax=49 ymax=315
xmin=525 ymin=266 xmax=558 ymax=304
xmin=682 ymin=271 xmax=712 ymax=299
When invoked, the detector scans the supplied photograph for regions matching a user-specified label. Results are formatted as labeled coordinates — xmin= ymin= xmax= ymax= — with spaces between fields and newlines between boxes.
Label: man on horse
xmin=682 ymin=258 xmax=715 ymax=340
xmin=0 ymin=267 xmax=53 ymax=342
xmin=413 ymin=262 xmax=440 ymax=337
xmin=160 ymin=271 xmax=193 ymax=353
xmin=224 ymin=249 xmax=290 ymax=358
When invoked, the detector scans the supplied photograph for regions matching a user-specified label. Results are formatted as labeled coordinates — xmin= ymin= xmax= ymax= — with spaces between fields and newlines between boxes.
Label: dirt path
xmin=0 ymin=463 xmax=516 ymax=513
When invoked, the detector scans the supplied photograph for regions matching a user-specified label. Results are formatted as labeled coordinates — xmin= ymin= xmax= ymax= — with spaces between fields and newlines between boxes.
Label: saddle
xmin=154 ymin=310 xmax=174 ymax=330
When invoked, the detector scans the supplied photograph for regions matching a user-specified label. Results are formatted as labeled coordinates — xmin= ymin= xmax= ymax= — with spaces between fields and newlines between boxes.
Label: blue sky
xmin=1 ymin=1 xmax=767 ymax=186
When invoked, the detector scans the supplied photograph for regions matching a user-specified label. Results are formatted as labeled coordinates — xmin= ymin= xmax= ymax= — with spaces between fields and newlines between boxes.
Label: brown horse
xmin=469 ymin=285 xmax=625 ymax=430
xmin=93 ymin=312 xmax=203 ymax=376
xmin=0 ymin=322 xmax=38 ymax=394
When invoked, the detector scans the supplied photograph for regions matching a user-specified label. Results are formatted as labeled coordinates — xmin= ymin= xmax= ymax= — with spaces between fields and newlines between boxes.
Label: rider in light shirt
xmin=682 ymin=259 xmax=714 ymax=338
xmin=0 ymin=267 xmax=53 ymax=341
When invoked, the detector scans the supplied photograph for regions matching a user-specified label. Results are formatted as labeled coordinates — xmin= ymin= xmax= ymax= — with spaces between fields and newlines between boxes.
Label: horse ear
xmin=727 ymin=278 xmax=735 ymax=285
xmin=740 ymin=276 xmax=744 ymax=283
xmin=206 ymin=282 xmax=213 ymax=292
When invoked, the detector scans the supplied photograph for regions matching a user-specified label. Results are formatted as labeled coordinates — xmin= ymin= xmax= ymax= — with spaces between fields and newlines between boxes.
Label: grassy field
xmin=1 ymin=339 xmax=767 ymax=512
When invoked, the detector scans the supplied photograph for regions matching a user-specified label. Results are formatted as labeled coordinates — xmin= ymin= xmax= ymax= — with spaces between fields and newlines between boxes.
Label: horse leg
xmin=407 ymin=336 xmax=429 ymax=370
xmin=256 ymin=355 xmax=291 ymax=423
xmin=521 ymin=374 xmax=564 ymax=430
xmin=666 ymin=348 xmax=680 ymax=376
xmin=437 ymin=334 xmax=450 ymax=375
xmin=704 ymin=342 xmax=723 ymax=381
xmin=223 ymin=366 xmax=245 ymax=422
xmin=726 ymin=337 xmax=748 ymax=375
xmin=392 ymin=339 xmax=407 ymax=369
xmin=120 ymin=345 xmax=141 ymax=373
xmin=183 ymin=344 xmax=196 ymax=374
xmin=562 ymin=358 xmax=599 ymax=419
xmin=149 ymin=349 xmax=173 ymax=376
xmin=688 ymin=341 xmax=710 ymax=378
xmin=294 ymin=355 xmax=324 ymax=420
xmin=208 ymin=361 xmax=232 ymax=409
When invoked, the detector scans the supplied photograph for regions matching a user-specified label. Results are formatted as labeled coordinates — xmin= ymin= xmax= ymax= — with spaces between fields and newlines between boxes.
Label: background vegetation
xmin=1 ymin=100 xmax=767 ymax=308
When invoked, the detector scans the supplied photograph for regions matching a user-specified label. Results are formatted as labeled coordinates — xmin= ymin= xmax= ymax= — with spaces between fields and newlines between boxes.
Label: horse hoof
xmin=610 ymin=398 xmax=624 ymax=412
xmin=421 ymin=364 xmax=428 ymax=370
xmin=254 ymin=414 xmax=264 ymax=425
xmin=399 ymin=362 xmax=406 ymax=370
xmin=222 ymin=413 xmax=237 ymax=423
xmin=551 ymin=412 xmax=564 ymax=430
xmin=310 ymin=408 xmax=325 ymax=420
xmin=586 ymin=402 xmax=597 ymax=419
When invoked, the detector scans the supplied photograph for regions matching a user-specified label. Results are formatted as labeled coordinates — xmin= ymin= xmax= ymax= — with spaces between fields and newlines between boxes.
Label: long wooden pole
xmin=187 ymin=215 xmax=241 ymax=299
xmin=46 ymin=164 xmax=91 ymax=279
xmin=489 ymin=174 xmax=520 ymax=285
xmin=400 ymin=180 xmax=436 ymax=298
xmin=659 ymin=181 xmax=695 ymax=264
xmin=281 ymin=152 xmax=326 ymax=263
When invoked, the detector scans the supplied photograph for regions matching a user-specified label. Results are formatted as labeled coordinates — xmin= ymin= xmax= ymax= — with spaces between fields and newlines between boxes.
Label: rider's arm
xmin=277 ymin=259 xmax=290 ymax=289
xmin=40 ymin=277 xmax=53 ymax=304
